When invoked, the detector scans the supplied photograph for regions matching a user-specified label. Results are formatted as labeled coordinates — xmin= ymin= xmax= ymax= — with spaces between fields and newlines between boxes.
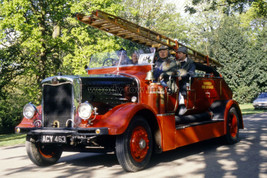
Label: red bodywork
xmin=82 ymin=65 xmax=243 ymax=151
xmin=16 ymin=64 xmax=243 ymax=152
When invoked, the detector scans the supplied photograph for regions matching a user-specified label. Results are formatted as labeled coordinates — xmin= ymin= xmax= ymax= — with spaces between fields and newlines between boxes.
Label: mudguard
xmin=15 ymin=105 xmax=42 ymax=130
xmin=224 ymin=99 xmax=244 ymax=133
xmin=210 ymin=99 xmax=243 ymax=134
xmin=91 ymin=103 xmax=157 ymax=135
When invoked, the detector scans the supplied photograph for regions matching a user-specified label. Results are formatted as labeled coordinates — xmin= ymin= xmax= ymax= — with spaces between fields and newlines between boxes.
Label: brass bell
xmin=145 ymin=70 xmax=155 ymax=81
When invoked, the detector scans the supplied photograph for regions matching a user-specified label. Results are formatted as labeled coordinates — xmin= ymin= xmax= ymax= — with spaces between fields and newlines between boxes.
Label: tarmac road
xmin=0 ymin=113 xmax=266 ymax=178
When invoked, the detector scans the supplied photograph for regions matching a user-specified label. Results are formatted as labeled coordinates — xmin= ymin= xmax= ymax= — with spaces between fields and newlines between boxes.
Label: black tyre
xmin=26 ymin=140 xmax=62 ymax=166
xmin=224 ymin=107 xmax=240 ymax=144
xmin=116 ymin=116 xmax=153 ymax=172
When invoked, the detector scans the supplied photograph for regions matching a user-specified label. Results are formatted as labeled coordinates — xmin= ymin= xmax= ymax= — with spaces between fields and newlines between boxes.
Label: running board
xmin=176 ymin=120 xmax=224 ymax=130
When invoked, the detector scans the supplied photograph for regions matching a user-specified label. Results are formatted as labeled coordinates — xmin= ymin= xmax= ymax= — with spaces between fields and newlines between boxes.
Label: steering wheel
xmin=102 ymin=58 xmax=117 ymax=66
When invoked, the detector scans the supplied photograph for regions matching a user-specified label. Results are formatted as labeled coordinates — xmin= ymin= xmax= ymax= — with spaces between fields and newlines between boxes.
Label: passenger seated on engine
xmin=176 ymin=47 xmax=196 ymax=114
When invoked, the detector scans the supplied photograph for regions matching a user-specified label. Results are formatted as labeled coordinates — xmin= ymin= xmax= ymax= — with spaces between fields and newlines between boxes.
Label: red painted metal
xmin=130 ymin=126 xmax=150 ymax=162
xmin=229 ymin=114 xmax=238 ymax=137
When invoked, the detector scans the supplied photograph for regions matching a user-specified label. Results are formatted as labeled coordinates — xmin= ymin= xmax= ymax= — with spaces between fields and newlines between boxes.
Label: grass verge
xmin=0 ymin=134 xmax=26 ymax=147
xmin=239 ymin=103 xmax=266 ymax=115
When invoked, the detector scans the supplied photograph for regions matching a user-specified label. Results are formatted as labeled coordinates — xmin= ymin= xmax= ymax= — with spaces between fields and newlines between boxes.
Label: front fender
xmin=92 ymin=103 xmax=156 ymax=135
xmin=15 ymin=105 xmax=42 ymax=133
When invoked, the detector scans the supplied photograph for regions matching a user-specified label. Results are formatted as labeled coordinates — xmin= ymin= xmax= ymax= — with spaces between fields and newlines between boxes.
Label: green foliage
xmin=119 ymin=0 xmax=190 ymax=43
xmin=203 ymin=16 xmax=266 ymax=103
xmin=0 ymin=0 xmax=122 ymax=133
xmin=186 ymin=0 xmax=266 ymax=16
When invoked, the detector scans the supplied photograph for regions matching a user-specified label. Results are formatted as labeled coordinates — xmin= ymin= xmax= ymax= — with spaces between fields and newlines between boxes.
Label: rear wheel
xmin=116 ymin=116 xmax=153 ymax=172
xmin=26 ymin=140 xmax=62 ymax=166
xmin=224 ymin=107 xmax=240 ymax=144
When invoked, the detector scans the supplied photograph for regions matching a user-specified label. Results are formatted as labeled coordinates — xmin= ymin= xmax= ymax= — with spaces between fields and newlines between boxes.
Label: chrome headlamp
xmin=23 ymin=103 xmax=37 ymax=119
xmin=78 ymin=102 xmax=93 ymax=120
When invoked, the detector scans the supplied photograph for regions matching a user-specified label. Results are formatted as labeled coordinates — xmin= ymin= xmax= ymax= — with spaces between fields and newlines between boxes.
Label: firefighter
xmin=176 ymin=46 xmax=196 ymax=111
xmin=154 ymin=45 xmax=178 ymax=93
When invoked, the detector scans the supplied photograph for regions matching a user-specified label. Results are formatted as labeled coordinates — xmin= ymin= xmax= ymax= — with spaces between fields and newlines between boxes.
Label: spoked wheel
xmin=26 ymin=140 xmax=62 ymax=166
xmin=224 ymin=107 xmax=240 ymax=144
xmin=116 ymin=116 xmax=153 ymax=172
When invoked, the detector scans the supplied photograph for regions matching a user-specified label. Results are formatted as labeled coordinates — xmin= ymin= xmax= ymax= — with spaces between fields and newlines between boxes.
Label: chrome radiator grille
xmin=42 ymin=83 xmax=73 ymax=128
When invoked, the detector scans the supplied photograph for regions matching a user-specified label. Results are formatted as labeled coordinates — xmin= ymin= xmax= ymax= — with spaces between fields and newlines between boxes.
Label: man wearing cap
xmin=155 ymin=45 xmax=171 ymax=68
xmin=154 ymin=45 xmax=177 ymax=77
xmin=154 ymin=45 xmax=178 ymax=93
xmin=176 ymin=46 xmax=196 ymax=107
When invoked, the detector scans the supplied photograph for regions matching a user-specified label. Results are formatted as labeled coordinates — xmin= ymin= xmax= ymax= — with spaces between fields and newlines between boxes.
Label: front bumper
xmin=15 ymin=127 xmax=109 ymax=136
xmin=16 ymin=127 xmax=109 ymax=146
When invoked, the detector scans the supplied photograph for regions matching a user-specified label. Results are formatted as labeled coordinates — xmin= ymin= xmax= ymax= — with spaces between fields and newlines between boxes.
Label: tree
xmin=119 ymin=0 xmax=190 ymax=43
xmin=210 ymin=17 xmax=266 ymax=103
xmin=185 ymin=0 xmax=266 ymax=16
xmin=0 ymin=0 xmax=122 ymax=133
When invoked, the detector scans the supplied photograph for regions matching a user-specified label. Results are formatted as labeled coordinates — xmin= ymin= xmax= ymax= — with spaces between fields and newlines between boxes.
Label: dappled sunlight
xmin=260 ymin=135 xmax=267 ymax=140
xmin=235 ymin=144 xmax=251 ymax=155
xmin=216 ymin=146 xmax=230 ymax=151
xmin=200 ymin=113 xmax=267 ymax=178
xmin=217 ymin=153 xmax=231 ymax=158
xmin=0 ymin=113 xmax=266 ymax=177
xmin=217 ymin=159 xmax=237 ymax=171
xmin=260 ymin=163 xmax=267 ymax=177
xmin=240 ymin=156 xmax=248 ymax=162
xmin=260 ymin=150 xmax=267 ymax=157
xmin=260 ymin=141 xmax=267 ymax=148
xmin=167 ymin=154 xmax=206 ymax=177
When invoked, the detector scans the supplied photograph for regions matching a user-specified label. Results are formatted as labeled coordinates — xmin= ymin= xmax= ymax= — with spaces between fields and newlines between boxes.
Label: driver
xmin=117 ymin=48 xmax=131 ymax=65
xmin=154 ymin=45 xmax=177 ymax=79
xmin=154 ymin=45 xmax=178 ymax=93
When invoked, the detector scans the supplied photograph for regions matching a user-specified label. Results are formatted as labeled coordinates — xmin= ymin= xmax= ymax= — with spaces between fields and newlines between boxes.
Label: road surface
xmin=0 ymin=113 xmax=266 ymax=178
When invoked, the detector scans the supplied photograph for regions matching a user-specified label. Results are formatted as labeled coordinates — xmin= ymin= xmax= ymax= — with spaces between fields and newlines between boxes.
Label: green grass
xmin=0 ymin=134 xmax=26 ymax=147
xmin=0 ymin=103 xmax=265 ymax=147
xmin=239 ymin=103 xmax=266 ymax=115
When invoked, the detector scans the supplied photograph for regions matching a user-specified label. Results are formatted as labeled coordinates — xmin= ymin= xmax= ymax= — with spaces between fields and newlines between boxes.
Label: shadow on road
xmin=2 ymin=113 xmax=266 ymax=177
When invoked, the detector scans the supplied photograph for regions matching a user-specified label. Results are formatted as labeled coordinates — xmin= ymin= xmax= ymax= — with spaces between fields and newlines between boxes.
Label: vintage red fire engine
xmin=15 ymin=10 xmax=243 ymax=172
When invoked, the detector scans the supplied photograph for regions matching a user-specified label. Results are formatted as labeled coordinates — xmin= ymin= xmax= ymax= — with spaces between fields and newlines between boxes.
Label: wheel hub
xmin=139 ymin=138 xmax=146 ymax=149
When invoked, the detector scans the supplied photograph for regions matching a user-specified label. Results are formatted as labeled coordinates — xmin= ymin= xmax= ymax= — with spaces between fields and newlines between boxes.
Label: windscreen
xmin=89 ymin=47 xmax=156 ymax=69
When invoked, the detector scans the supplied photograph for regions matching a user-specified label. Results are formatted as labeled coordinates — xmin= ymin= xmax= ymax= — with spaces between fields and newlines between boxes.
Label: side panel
xmin=157 ymin=115 xmax=225 ymax=152
xmin=175 ymin=121 xmax=225 ymax=149
xmin=157 ymin=115 xmax=176 ymax=151
xmin=188 ymin=77 xmax=233 ymax=112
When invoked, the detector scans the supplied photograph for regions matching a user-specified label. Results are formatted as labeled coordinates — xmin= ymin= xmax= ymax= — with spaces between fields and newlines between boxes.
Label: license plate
xmin=41 ymin=135 xmax=67 ymax=143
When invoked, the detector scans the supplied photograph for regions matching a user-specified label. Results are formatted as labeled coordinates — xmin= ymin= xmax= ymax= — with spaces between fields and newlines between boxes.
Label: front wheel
xmin=116 ymin=116 xmax=153 ymax=172
xmin=224 ymin=107 xmax=240 ymax=144
xmin=26 ymin=140 xmax=62 ymax=166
